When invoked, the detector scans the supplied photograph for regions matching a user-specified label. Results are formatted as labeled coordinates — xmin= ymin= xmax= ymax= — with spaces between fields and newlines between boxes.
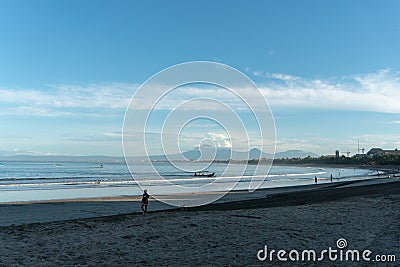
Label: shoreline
xmin=1 ymin=177 xmax=399 ymax=227
xmin=0 ymin=169 xmax=396 ymax=206
xmin=273 ymin=162 xmax=400 ymax=171
xmin=188 ymin=177 xmax=400 ymax=212
xmin=0 ymin=164 xmax=391 ymax=205
xmin=1 ymin=178 xmax=399 ymax=266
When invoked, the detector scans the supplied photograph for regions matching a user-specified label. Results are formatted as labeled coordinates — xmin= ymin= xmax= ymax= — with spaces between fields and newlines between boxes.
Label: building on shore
xmin=367 ymin=148 xmax=400 ymax=156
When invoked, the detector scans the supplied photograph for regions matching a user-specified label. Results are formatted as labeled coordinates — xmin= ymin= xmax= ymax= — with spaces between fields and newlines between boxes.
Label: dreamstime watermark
xmin=257 ymin=238 xmax=397 ymax=263
xmin=122 ymin=61 xmax=276 ymax=207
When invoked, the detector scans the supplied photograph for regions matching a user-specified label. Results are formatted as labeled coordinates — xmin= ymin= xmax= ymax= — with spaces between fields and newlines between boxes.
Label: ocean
xmin=0 ymin=160 xmax=377 ymax=203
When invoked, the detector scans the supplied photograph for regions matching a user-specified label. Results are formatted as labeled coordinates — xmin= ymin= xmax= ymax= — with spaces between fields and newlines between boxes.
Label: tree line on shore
xmin=271 ymin=154 xmax=400 ymax=166
xmin=215 ymin=154 xmax=400 ymax=166
xmin=214 ymin=154 xmax=400 ymax=166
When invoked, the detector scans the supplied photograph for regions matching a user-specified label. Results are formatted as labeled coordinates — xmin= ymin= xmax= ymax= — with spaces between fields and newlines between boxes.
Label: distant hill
xmin=149 ymin=148 xmax=317 ymax=161
xmin=0 ymin=148 xmax=318 ymax=162
xmin=275 ymin=150 xmax=319 ymax=159
xmin=148 ymin=147 xmax=273 ymax=161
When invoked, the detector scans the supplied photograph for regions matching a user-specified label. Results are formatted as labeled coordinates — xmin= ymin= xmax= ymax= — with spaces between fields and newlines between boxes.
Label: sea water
xmin=0 ymin=160 xmax=377 ymax=203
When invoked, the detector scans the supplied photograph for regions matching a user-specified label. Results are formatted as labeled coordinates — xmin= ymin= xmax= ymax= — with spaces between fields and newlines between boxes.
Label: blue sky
xmin=1 ymin=0 xmax=400 ymax=156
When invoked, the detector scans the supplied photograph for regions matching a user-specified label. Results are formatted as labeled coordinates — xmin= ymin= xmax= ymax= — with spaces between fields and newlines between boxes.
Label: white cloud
xmin=259 ymin=68 xmax=400 ymax=113
xmin=351 ymin=134 xmax=400 ymax=149
xmin=275 ymin=133 xmax=400 ymax=156
xmin=0 ymin=83 xmax=135 ymax=116
xmin=1 ymin=68 xmax=400 ymax=117
xmin=128 ymin=85 xmax=251 ymax=111
xmin=254 ymin=71 xmax=300 ymax=81
xmin=207 ymin=132 xmax=232 ymax=148
xmin=0 ymin=106 xmax=75 ymax=117
xmin=129 ymin=68 xmax=400 ymax=114
xmin=276 ymin=137 xmax=327 ymax=154
xmin=104 ymin=132 xmax=122 ymax=138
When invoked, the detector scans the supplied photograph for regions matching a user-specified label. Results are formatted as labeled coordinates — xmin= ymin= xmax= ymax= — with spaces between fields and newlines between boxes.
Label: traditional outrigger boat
xmin=193 ymin=171 xmax=215 ymax=177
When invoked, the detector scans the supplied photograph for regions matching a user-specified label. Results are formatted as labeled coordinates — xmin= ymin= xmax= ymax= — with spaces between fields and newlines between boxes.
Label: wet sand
xmin=0 ymin=178 xmax=399 ymax=266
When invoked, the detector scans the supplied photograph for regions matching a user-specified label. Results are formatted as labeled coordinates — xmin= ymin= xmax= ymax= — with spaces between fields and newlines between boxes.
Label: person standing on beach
xmin=330 ymin=174 xmax=333 ymax=182
xmin=141 ymin=189 xmax=149 ymax=214
xmin=314 ymin=176 xmax=317 ymax=184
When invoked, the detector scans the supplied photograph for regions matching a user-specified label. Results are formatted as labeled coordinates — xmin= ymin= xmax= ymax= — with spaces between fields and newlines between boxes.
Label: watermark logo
xmin=257 ymin=238 xmax=397 ymax=262
xmin=336 ymin=238 xmax=347 ymax=249
xmin=122 ymin=61 xmax=275 ymax=207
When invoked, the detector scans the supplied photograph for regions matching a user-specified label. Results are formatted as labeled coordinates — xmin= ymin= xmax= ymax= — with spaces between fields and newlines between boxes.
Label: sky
xmin=1 ymin=0 xmax=400 ymax=157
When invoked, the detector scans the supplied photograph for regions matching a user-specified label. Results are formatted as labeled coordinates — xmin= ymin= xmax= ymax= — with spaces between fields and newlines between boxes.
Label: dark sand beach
xmin=1 ymin=178 xmax=399 ymax=266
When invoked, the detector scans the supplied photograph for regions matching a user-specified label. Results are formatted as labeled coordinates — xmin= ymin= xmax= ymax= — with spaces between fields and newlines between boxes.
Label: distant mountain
xmin=275 ymin=150 xmax=319 ymax=159
xmin=177 ymin=147 xmax=318 ymax=161
xmin=0 ymin=149 xmax=319 ymax=163
xmin=149 ymin=146 xmax=273 ymax=161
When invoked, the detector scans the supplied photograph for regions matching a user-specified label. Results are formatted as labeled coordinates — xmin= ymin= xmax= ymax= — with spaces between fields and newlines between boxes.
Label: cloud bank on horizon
xmin=1 ymin=68 xmax=400 ymax=115
xmin=1 ymin=68 xmax=399 ymax=156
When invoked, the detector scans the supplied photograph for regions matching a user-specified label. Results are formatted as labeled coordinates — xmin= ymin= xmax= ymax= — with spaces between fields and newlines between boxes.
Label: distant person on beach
xmin=330 ymin=174 xmax=333 ymax=182
xmin=141 ymin=189 xmax=149 ymax=214
xmin=314 ymin=176 xmax=317 ymax=184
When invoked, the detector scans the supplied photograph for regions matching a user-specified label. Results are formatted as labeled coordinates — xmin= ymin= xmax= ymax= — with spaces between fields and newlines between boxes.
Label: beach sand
xmin=0 ymin=179 xmax=399 ymax=266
